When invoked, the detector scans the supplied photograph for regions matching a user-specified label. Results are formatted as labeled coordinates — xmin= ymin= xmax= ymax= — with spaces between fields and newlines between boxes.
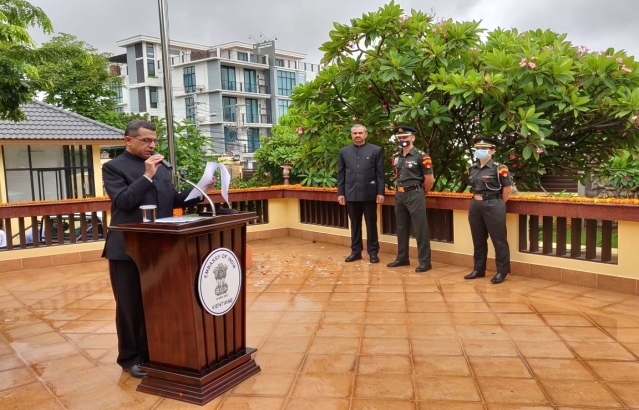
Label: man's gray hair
xmin=351 ymin=124 xmax=367 ymax=132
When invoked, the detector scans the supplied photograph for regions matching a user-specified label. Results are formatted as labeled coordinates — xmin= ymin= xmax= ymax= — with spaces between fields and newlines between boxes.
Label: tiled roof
xmin=0 ymin=100 xmax=124 ymax=141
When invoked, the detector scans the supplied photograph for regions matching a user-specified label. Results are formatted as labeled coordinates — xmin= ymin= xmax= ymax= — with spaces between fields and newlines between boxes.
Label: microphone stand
xmin=177 ymin=173 xmax=217 ymax=217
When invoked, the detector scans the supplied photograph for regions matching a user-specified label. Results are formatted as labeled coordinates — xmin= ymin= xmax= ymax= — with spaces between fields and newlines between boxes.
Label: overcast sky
xmin=27 ymin=0 xmax=639 ymax=63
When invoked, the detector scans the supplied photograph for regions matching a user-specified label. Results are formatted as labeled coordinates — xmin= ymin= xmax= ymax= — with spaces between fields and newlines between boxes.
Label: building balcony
xmin=1 ymin=190 xmax=639 ymax=408
xmin=220 ymin=113 xmax=272 ymax=125
xmin=143 ymin=76 xmax=163 ymax=87
xmin=221 ymin=81 xmax=270 ymax=95
xmin=170 ymin=50 xmax=218 ymax=66
xmin=170 ymin=50 xmax=269 ymax=67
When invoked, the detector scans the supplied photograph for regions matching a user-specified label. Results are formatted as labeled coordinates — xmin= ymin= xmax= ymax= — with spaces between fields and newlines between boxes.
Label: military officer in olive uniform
xmin=464 ymin=136 xmax=513 ymax=284
xmin=387 ymin=126 xmax=434 ymax=272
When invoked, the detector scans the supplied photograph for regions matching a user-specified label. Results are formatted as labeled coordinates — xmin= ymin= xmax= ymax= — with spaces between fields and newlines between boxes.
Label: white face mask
xmin=474 ymin=149 xmax=490 ymax=160
xmin=398 ymin=139 xmax=410 ymax=147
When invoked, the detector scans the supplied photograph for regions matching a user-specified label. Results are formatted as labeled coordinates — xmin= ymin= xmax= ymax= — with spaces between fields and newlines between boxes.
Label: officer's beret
xmin=473 ymin=136 xmax=499 ymax=149
xmin=392 ymin=126 xmax=416 ymax=137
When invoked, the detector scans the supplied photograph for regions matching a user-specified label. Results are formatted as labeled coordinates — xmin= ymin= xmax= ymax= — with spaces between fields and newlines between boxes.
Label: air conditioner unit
xmin=196 ymin=84 xmax=206 ymax=92
xmin=197 ymin=115 xmax=207 ymax=123
xmin=257 ymin=74 xmax=265 ymax=83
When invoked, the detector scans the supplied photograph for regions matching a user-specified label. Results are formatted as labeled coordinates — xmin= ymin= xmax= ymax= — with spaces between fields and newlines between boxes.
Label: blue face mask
xmin=474 ymin=149 xmax=490 ymax=160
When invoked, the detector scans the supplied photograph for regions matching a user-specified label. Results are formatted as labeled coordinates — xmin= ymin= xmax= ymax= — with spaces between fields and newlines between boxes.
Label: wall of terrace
xmin=1 ymin=188 xmax=638 ymax=294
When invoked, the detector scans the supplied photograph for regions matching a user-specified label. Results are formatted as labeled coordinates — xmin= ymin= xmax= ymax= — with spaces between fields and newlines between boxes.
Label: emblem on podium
xmin=198 ymin=248 xmax=242 ymax=316
xmin=214 ymin=264 xmax=229 ymax=295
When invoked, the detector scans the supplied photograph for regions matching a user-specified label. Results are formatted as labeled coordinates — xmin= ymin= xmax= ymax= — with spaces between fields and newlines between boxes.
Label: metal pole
xmin=157 ymin=0 xmax=177 ymax=183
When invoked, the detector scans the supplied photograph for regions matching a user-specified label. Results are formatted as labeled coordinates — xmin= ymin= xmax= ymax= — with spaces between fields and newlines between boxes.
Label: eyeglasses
xmin=131 ymin=137 xmax=158 ymax=145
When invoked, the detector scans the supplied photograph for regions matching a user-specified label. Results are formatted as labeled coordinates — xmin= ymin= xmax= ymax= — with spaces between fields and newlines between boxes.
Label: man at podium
xmin=102 ymin=120 xmax=204 ymax=378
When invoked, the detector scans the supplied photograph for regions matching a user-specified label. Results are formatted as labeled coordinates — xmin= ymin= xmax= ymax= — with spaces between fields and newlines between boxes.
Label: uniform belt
xmin=397 ymin=184 xmax=422 ymax=193
xmin=473 ymin=193 xmax=501 ymax=201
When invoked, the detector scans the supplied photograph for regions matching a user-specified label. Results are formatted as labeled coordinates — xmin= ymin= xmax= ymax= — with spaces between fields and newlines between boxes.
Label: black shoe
xmin=124 ymin=364 xmax=146 ymax=379
xmin=491 ymin=273 xmax=508 ymax=284
xmin=345 ymin=253 xmax=362 ymax=262
xmin=415 ymin=263 xmax=432 ymax=273
xmin=464 ymin=271 xmax=486 ymax=280
xmin=369 ymin=255 xmax=380 ymax=263
xmin=386 ymin=260 xmax=410 ymax=268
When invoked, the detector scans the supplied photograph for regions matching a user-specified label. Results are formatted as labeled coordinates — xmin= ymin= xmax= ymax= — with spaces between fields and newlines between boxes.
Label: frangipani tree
xmin=291 ymin=1 xmax=639 ymax=190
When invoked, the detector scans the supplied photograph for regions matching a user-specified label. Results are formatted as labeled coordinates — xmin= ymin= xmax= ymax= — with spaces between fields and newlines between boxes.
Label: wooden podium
xmin=110 ymin=213 xmax=260 ymax=405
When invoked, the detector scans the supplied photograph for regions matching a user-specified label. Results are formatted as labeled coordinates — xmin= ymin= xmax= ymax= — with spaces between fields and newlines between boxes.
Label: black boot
xmin=345 ymin=253 xmax=362 ymax=262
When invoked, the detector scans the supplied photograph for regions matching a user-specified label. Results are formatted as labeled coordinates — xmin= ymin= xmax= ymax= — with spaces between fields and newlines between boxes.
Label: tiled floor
xmin=2 ymin=237 xmax=639 ymax=409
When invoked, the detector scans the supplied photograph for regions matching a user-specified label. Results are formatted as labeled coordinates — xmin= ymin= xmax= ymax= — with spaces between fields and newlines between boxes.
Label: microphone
xmin=152 ymin=151 xmax=173 ymax=170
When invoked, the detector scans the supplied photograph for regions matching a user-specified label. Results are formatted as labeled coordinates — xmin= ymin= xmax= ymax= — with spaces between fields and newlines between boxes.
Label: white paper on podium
xmin=184 ymin=162 xmax=231 ymax=206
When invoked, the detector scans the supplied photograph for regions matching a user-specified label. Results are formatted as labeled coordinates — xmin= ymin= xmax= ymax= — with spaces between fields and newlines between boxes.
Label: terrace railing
xmin=1 ymin=198 xmax=110 ymax=251
xmin=2 ymin=189 xmax=637 ymax=270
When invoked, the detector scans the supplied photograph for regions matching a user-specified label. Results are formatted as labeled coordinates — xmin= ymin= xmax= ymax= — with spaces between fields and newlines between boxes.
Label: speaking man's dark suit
xmin=102 ymin=150 xmax=201 ymax=368
xmin=337 ymin=143 xmax=385 ymax=257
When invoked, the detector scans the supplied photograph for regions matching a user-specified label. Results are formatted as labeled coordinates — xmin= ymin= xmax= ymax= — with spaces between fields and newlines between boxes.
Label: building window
xmin=299 ymin=73 xmax=306 ymax=84
xmin=278 ymin=99 xmax=292 ymax=116
xmin=245 ymin=99 xmax=259 ymax=123
xmin=115 ymin=107 xmax=124 ymax=113
xmin=111 ymin=86 xmax=123 ymax=104
xmin=224 ymin=127 xmax=238 ymax=154
xmin=244 ymin=69 xmax=257 ymax=93
xmin=222 ymin=96 xmax=237 ymax=122
xmin=146 ymin=44 xmax=154 ymax=58
xmin=2 ymin=145 xmax=95 ymax=202
xmin=277 ymin=71 xmax=296 ymax=96
xmin=247 ymin=128 xmax=260 ymax=153
xmin=183 ymin=66 xmax=196 ymax=93
xmin=149 ymin=87 xmax=159 ymax=109
xmin=147 ymin=60 xmax=156 ymax=77
xmin=237 ymin=52 xmax=248 ymax=61
xmin=185 ymin=96 xmax=196 ymax=122
xmin=275 ymin=58 xmax=285 ymax=67
xmin=221 ymin=66 xmax=236 ymax=91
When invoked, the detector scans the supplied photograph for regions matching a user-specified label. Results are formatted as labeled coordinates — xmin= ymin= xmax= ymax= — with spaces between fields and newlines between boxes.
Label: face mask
xmin=474 ymin=149 xmax=490 ymax=160
xmin=398 ymin=140 xmax=410 ymax=148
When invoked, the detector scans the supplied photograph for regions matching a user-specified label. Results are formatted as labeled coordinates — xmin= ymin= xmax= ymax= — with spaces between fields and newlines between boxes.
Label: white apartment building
xmin=109 ymin=35 xmax=321 ymax=156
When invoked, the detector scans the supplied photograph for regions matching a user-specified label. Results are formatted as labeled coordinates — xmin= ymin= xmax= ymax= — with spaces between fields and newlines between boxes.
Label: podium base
xmin=137 ymin=348 xmax=260 ymax=405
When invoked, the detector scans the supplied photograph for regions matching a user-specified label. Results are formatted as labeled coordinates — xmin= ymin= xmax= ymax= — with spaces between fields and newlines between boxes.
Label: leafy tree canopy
xmin=291 ymin=1 xmax=639 ymax=190
xmin=36 ymin=33 xmax=124 ymax=127
xmin=0 ymin=0 xmax=52 ymax=121
xmin=253 ymin=114 xmax=303 ymax=185
xmin=154 ymin=118 xmax=217 ymax=190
